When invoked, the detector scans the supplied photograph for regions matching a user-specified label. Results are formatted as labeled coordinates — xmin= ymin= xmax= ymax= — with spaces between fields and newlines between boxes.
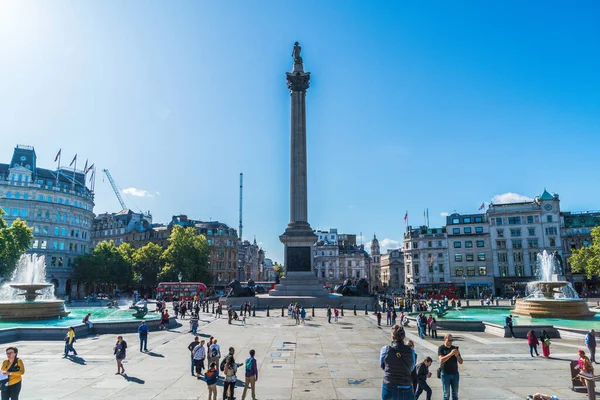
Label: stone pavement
xmin=9 ymin=310 xmax=596 ymax=399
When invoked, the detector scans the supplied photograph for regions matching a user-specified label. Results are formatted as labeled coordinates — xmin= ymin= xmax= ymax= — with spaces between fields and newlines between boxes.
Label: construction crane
xmin=103 ymin=169 xmax=127 ymax=211
xmin=239 ymin=172 xmax=243 ymax=241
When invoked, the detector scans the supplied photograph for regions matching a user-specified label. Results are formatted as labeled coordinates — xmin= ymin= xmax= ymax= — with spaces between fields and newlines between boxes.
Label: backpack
xmin=245 ymin=357 xmax=253 ymax=371
xmin=211 ymin=346 xmax=218 ymax=358
xmin=220 ymin=355 xmax=229 ymax=372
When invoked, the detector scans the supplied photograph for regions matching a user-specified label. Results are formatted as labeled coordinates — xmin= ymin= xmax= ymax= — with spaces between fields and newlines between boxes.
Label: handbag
xmin=437 ymin=366 xmax=442 ymax=379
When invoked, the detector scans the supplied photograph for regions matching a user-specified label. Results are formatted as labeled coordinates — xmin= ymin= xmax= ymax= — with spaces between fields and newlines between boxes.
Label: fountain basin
xmin=0 ymin=300 xmax=70 ymax=321
xmin=513 ymin=298 xmax=594 ymax=319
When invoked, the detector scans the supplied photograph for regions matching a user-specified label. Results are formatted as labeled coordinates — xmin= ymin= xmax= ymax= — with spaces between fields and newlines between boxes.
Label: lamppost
xmin=462 ymin=275 xmax=468 ymax=299
xmin=178 ymin=272 xmax=182 ymax=301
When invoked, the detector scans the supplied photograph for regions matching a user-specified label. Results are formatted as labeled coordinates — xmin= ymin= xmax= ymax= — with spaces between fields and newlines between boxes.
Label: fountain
xmin=0 ymin=254 xmax=70 ymax=321
xmin=513 ymin=250 xmax=594 ymax=319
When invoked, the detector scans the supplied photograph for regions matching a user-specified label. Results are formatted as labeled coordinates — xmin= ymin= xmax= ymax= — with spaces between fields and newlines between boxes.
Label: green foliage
xmin=570 ymin=227 xmax=600 ymax=278
xmin=273 ymin=264 xmax=284 ymax=279
xmin=0 ymin=211 xmax=34 ymax=277
xmin=133 ymin=242 xmax=164 ymax=286
xmin=158 ymin=225 xmax=209 ymax=283
xmin=72 ymin=241 xmax=134 ymax=286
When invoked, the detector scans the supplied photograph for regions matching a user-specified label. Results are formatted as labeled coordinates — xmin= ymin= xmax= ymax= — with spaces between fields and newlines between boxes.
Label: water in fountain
xmin=0 ymin=254 xmax=55 ymax=302
xmin=524 ymin=250 xmax=578 ymax=300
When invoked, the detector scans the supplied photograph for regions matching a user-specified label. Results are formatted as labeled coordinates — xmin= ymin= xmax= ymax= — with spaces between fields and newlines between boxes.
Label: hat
xmin=578 ymin=350 xmax=586 ymax=355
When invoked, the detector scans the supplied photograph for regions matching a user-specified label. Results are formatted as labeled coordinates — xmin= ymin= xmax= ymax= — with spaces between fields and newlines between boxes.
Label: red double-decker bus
xmin=156 ymin=282 xmax=207 ymax=301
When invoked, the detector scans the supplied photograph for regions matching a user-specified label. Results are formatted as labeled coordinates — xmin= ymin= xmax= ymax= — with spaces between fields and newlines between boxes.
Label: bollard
xmin=365 ymin=304 xmax=368 ymax=315
xmin=212 ymin=303 xmax=215 ymax=313
xmin=252 ymin=305 xmax=256 ymax=317
xmin=266 ymin=305 xmax=270 ymax=317
xmin=312 ymin=305 xmax=315 ymax=317
xmin=480 ymin=299 xmax=484 ymax=306
xmin=354 ymin=304 xmax=357 ymax=315
xmin=281 ymin=305 xmax=285 ymax=317
xmin=341 ymin=305 xmax=344 ymax=317
xmin=495 ymin=299 xmax=500 ymax=306
xmin=466 ymin=300 xmax=470 ymax=307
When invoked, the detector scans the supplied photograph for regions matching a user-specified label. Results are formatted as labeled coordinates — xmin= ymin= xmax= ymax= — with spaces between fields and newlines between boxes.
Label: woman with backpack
xmin=1 ymin=346 xmax=25 ymax=400
xmin=223 ymin=353 xmax=242 ymax=400
xmin=114 ymin=336 xmax=127 ymax=375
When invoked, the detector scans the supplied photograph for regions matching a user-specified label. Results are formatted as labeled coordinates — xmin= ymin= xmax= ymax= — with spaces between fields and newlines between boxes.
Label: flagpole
xmin=56 ymin=150 xmax=61 ymax=185
xmin=72 ymin=156 xmax=77 ymax=190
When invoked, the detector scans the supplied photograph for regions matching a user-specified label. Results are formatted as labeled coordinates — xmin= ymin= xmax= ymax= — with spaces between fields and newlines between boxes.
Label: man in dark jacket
xmin=380 ymin=325 xmax=416 ymax=399
xmin=415 ymin=356 xmax=433 ymax=400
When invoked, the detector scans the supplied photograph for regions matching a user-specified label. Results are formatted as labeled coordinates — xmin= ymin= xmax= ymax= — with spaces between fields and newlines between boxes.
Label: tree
xmin=133 ymin=242 xmax=164 ymax=286
xmin=159 ymin=226 xmax=209 ymax=283
xmin=273 ymin=263 xmax=284 ymax=280
xmin=570 ymin=227 xmax=600 ymax=278
xmin=0 ymin=211 xmax=34 ymax=277
xmin=72 ymin=241 xmax=134 ymax=289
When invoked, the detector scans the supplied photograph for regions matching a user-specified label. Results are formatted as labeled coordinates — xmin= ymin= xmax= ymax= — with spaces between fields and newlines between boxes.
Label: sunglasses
xmin=5 ymin=352 xmax=14 ymax=355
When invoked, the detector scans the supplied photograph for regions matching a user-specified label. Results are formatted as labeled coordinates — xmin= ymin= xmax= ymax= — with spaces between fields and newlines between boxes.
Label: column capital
xmin=286 ymin=71 xmax=310 ymax=92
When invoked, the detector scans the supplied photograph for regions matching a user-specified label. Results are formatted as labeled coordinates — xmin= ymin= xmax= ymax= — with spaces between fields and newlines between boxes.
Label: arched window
xmin=5 ymin=192 xmax=11 ymax=199
xmin=14 ymin=193 xmax=20 ymax=199
xmin=18 ymin=175 xmax=22 ymax=182
xmin=45 ymin=211 xmax=50 ymax=219
xmin=23 ymin=193 xmax=28 ymax=200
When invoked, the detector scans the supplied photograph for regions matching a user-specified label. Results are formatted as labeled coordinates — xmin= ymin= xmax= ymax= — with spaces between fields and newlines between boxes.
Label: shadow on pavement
xmin=67 ymin=356 xmax=86 ymax=365
xmin=145 ymin=351 xmax=164 ymax=358
xmin=123 ymin=374 xmax=145 ymax=384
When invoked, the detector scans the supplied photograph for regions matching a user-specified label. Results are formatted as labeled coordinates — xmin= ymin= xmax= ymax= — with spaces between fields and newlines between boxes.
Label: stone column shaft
xmin=290 ymin=90 xmax=308 ymax=223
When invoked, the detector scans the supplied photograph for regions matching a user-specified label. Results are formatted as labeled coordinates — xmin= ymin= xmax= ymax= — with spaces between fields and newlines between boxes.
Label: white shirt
xmin=209 ymin=343 xmax=221 ymax=358
xmin=193 ymin=344 xmax=206 ymax=360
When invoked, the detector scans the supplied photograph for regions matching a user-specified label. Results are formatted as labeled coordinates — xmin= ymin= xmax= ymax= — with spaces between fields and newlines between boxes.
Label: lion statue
xmin=226 ymin=279 xmax=256 ymax=297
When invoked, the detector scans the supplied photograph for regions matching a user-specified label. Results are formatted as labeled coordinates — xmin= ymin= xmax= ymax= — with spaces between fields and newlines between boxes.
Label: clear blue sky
xmin=1 ymin=1 xmax=599 ymax=263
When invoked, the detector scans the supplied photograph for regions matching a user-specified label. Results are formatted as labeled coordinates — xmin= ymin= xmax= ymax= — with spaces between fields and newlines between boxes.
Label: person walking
xmin=438 ymin=333 xmax=463 ymax=400
xmin=188 ymin=336 xmax=200 ymax=376
xmin=527 ymin=330 xmax=540 ymax=357
xmin=63 ymin=327 xmax=77 ymax=358
xmin=414 ymin=356 xmax=433 ymax=400
xmin=300 ymin=307 xmax=306 ymax=325
xmin=193 ymin=340 xmax=206 ymax=378
xmin=379 ymin=325 xmax=416 ymax=400
xmin=209 ymin=339 xmax=221 ymax=371
xmin=223 ymin=352 xmax=242 ymax=400
xmin=327 ymin=306 xmax=332 ymax=324
xmin=241 ymin=349 xmax=258 ymax=400
xmin=160 ymin=310 xmax=170 ymax=330
xmin=113 ymin=336 xmax=127 ymax=375
xmin=138 ymin=321 xmax=149 ymax=352
xmin=205 ymin=362 xmax=219 ymax=400
xmin=541 ymin=330 xmax=551 ymax=358
xmin=1 ymin=346 xmax=24 ymax=400
xmin=376 ymin=311 xmax=382 ymax=326
xmin=585 ymin=329 xmax=596 ymax=363
xmin=427 ymin=315 xmax=433 ymax=337
xmin=386 ymin=308 xmax=392 ymax=326
xmin=418 ymin=313 xmax=426 ymax=339
xmin=505 ymin=315 xmax=516 ymax=338
xmin=334 ymin=308 xmax=339 ymax=323
xmin=430 ymin=318 xmax=438 ymax=339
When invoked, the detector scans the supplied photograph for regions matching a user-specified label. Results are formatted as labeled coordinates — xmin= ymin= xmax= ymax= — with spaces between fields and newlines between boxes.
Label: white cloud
xmin=491 ymin=192 xmax=533 ymax=204
xmin=123 ymin=187 xmax=149 ymax=197
xmin=440 ymin=212 xmax=449 ymax=217
xmin=380 ymin=238 xmax=401 ymax=250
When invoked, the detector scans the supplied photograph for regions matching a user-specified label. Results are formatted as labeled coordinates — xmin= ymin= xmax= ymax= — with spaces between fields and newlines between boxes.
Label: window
xmin=34 ymin=225 xmax=40 ymax=233
xmin=467 ymin=266 xmax=475 ymax=276
xmin=453 ymin=241 xmax=461 ymax=248
xmin=529 ymin=252 xmax=537 ymax=263
xmin=475 ymin=227 xmax=483 ymax=233
xmin=547 ymin=215 xmax=553 ymax=223
xmin=413 ymin=253 xmax=419 ymax=259
xmin=549 ymin=238 xmax=556 ymax=247
xmin=20 ymin=209 xmax=27 ymax=217
xmin=528 ymin=239 xmax=538 ymax=248
xmin=452 ymin=218 xmax=459 ymax=224
xmin=478 ymin=267 xmax=487 ymax=276
xmin=452 ymin=228 xmax=460 ymax=234
xmin=465 ymin=241 xmax=473 ymax=248
xmin=38 ymin=195 xmax=44 ymax=201
xmin=46 ymin=196 xmax=52 ymax=202
xmin=527 ymin=216 xmax=534 ymax=224
xmin=516 ymin=265 xmax=524 ymax=276
xmin=413 ymin=242 xmax=418 ymax=249
xmin=464 ymin=217 xmax=471 ymax=223
xmin=207 ymin=239 xmax=212 ymax=245
xmin=512 ymin=240 xmax=523 ymax=249
xmin=498 ymin=252 xmax=508 ymax=262
xmin=33 ymin=239 xmax=39 ymax=248
xmin=429 ymin=264 xmax=433 ymax=273
xmin=528 ymin=228 xmax=535 ymax=236
xmin=438 ymin=264 xmax=444 ymax=272
xmin=11 ymin=209 xmax=18 ymax=216
xmin=496 ymin=217 xmax=503 ymax=226
xmin=58 ymin=198 xmax=63 ymax=204
xmin=514 ymin=252 xmax=523 ymax=262
xmin=466 ymin=253 xmax=474 ymax=262
xmin=41 ymin=240 xmax=47 ymax=249
xmin=54 ymin=227 xmax=59 ymax=235
xmin=14 ymin=193 xmax=20 ymax=199
xmin=510 ymin=229 xmax=521 ymax=237
xmin=52 ymin=242 xmax=58 ymax=250
xmin=45 ymin=211 xmax=50 ymax=219
xmin=508 ymin=216 xmax=521 ymax=225
xmin=59 ymin=242 xmax=64 ymax=250
xmin=50 ymin=257 xmax=56 ymax=266
xmin=437 ymin=241 xmax=442 ymax=247
xmin=500 ymin=265 xmax=508 ymax=277
xmin=3 ymin=208 xmax=8 ymax=215
xmin=545 ymin=227 xmax=558 ymax=235
xmin=455 ymin=267 xmax=464 ymax=276
xmin=61 ymin=227 xmax=66 ymax=236
xmin=464 ymin=227 xmax=472 ymax=234
xmin=476 ymin=240 xmax=485 ymax=248
xmin=58 ymin=257 xmax=63 ymax=267
xmin=414 ymin=264 xmax=419 ymax=276
xmin=5 ymin=192 xmax=10 ymax=199
xmin=474 ymin=216 xmax=483 ymax=223
xmin=497 ymin=229 xmax=504 ymax=237
xmin=496 ymin=240 xmax=507 ymax=249
xmin=454 ymin=253 xmax=462 ymax=262
xmin=438 ymin=252 xmax=443 ymax=258
xmin=64 ymin=200 xmax=69 ymax=205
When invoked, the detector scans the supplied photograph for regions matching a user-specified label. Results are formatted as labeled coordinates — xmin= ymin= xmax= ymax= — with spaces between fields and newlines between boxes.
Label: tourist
xmin=208 ymin=339 xmax=221 ymax=372
xmin=113 ymin=336 xmax=127 ymax=375
xmin=527 ymin=394 xmax=560 ymax=400
xmin=138 ymin=321 xmax=149 ymax=352
xmin=585 ymin=329 xmax=596 ymax=363
xmin=327 ymin=306 xmax=332 ymax=324
xmin=1 ymin=346 xmax=24 ymax=400
xmin=63 ymin=327 xmax=77 ymax=358
xmin=392 ymin=309 xmax=397 ymax=325
xmin=300 ymin=307 xmax=306 ymax=324
xmin=334 ymin=308 xmax=339 ymax=323
xmin=379 ymin=325 xmax=415 ymax=400
xmin=541 ymin=330 xmax=551 ymax=357
xmin=190 ymin=316 xmax=199 ymax=335
xmin=82 ymin=313 xmax=93 ymax=329
xmin=427 ymin=314 xmax=433 ymax=336
xmin=160 ymin=310 xmax=170 ymax=330
xmin=223 ymin=351 xmax=242 ymax=400
xmin=407 ymin=340 xmax=418 ymax=391
xmin=438 ymin=333 xmax=463 ymax=400
xmin=241 ymin=349 xmax=258 ymax=400
xmin=181 ymin=302 xmax=187 ymax=319
xmin=418 ymin=313 xmax=427 ymax=339
xmin=577 ymin=349 xmax=595 ymax=393
xmin=430 ymin=318 xmax=438 ymax=339
xmin=414 ymin=356 xmax=433 ymax=400
xmin=188 ymin=336 xmax=200 ymax=376
xmin=193 ymin=339 xmax=206 ymax=378
xmin=386 ymin=308 xmax=392 ymax=326
xmin=505 ymin=315 xmax=516 ymax=338
xmin=527 ymin=330 xmax=540 ymax=357
xmin=376 ymin=310 xmax=382 ymax=326
xmin=205 ymin=362 xmax=219 ymax=400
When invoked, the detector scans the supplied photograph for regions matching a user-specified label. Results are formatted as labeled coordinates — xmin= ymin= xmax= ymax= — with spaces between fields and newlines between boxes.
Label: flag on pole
xmin=54 ymin=149 xmax=61 ymax=162
xmin=69 ymin=154 xmax=77 ymax=167
xmin=83 ymin=159 xmax=88 ymax=173
xmin=404 ymin=211 xmax=408 ymax=223
xmin=479 ymin=202 xmax=485 ymax=210
xmin=85 ymin=163 xmax=94 ymax=174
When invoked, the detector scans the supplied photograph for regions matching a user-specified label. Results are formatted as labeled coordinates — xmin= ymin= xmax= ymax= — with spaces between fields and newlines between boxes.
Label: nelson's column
xmin=269 ymin=42 xmax=328 ymax=297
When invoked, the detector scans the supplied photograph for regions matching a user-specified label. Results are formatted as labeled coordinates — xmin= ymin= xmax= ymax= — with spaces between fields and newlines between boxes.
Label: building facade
xmin=370 ymin=234 xmax=381 ymax=291
xmin=403 ymin=226 xmax=450 ymax=296
xmin=0 ymin=145 xmax=95 ymax=296
xmin=238 ymin=238 xmax=261 ymax=282
xmin=380 ymin=248 xmax=404 ymax=292
xmin=91 ymin=209 xmax=152 ymax=248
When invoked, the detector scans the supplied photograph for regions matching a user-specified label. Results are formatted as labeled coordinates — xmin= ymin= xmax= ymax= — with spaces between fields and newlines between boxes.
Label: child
xmin=205 ymin=362 xmax=219 ymax=400
xmin=414 ymin=356 xmax=433 ymax=400
xmin=334 ymin=308 xmax=339 ymax=322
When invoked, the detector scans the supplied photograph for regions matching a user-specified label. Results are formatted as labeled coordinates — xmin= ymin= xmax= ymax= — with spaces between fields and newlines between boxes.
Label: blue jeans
xmin=140 ymin=336 xmax=147 ymax=351
xmin=529 ymin=345 xmax=539 ymax=356
xmin=190 ymin=357 xmax=195 ymax=374
xmin=382 ymin=383 xmax=414 ymax=400
xmin=418 ymin=325 xmax=425 ymax=339
xmin=441 ymin=373 xmax=459 ymax=400
xmin=64 ymin=343 xmax=76 ymax=356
